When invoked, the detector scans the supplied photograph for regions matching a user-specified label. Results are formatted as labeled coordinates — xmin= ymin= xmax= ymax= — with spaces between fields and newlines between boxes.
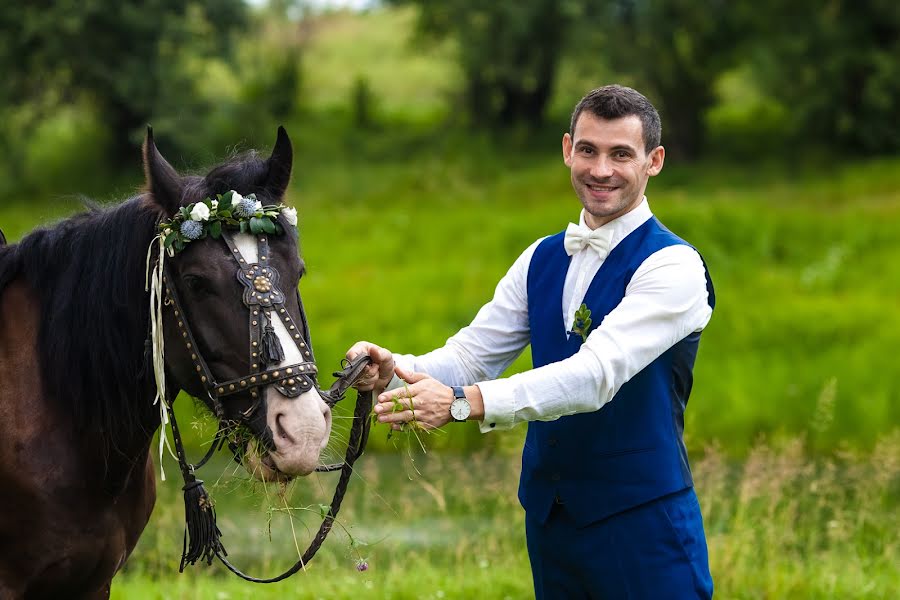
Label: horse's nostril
xmin=275 ymin=413 xmax=295 ymax=444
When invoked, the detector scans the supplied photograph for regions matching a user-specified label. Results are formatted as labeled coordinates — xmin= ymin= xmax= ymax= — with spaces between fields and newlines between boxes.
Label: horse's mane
xmin=4 ymin=198 xmax=163 ymax=458
xmin=0 ymin=149 xmax=282 ymax=463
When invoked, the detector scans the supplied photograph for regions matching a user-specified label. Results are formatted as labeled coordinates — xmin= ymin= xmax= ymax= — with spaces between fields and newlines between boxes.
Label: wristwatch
xmin=449 ymin=386 xmax=471 ymax=422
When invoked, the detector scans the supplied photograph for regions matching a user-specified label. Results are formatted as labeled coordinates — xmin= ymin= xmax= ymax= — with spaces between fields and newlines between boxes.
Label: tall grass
xmin=110 ymin=432 xmax=899 ymax=599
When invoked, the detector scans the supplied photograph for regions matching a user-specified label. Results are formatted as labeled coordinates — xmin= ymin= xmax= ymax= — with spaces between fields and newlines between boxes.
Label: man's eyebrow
xmin=610 ymin=144 xmax=637 ymax=153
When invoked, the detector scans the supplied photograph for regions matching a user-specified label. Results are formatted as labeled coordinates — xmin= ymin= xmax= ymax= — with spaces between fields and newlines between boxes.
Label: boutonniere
xmin=571 ymin=303 xmax=593 ymax=342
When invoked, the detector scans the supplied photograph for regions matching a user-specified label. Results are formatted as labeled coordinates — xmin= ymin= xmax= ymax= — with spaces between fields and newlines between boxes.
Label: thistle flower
xmin=233 ymin=197 xmax=258 ymax=218
xmin=180 ymin=220 xmax=203 ymax=240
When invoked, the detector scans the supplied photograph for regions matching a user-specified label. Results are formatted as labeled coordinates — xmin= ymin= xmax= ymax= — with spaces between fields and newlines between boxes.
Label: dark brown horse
xmin=0 ymin=129 xmax=334 ymax=598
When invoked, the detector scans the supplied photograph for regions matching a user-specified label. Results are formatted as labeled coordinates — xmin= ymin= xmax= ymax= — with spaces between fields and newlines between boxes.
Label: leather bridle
xmin=158 ymin=226 xmax=373 ymax=582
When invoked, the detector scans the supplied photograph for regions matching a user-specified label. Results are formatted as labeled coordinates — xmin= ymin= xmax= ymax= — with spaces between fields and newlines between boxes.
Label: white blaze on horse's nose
xmin=234 ymin=232 xmax=330 ymax=478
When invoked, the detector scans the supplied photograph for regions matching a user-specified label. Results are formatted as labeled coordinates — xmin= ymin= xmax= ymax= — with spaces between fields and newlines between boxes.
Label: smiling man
xmin=350 ymin=85 xmax=715 ymax=599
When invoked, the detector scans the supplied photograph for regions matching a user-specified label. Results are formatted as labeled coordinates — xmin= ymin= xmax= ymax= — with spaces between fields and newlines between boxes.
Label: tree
xmin=0 ymin=1 xmax=247 ymax=162
xmin=390 ymin=0 xmax=579 ymax=128
xmin=745 ymin=0 xmax=899 ymax=153
xmin=591 ymin=0 xmax=745 ymax=159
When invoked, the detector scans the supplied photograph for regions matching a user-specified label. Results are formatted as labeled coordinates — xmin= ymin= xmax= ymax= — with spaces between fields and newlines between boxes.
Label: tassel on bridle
xmin=180 ymin=476 xmax=226 ymax=570
xmin=259 ymin=311 xmax=285 ymax=366
xmin=164 ymin=399 xmax=227 ymax=571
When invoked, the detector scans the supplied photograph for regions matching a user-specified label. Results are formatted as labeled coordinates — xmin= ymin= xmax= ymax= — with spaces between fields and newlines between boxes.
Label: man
xmin=348 ymin=85 xmax=715 ymax=599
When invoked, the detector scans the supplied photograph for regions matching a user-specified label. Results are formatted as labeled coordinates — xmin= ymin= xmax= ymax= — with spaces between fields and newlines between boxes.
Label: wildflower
xmin=233 ymin=196 xmax=258 ymax=218
xmin=283 ymin=206 xmax=298 ymax=226
xmin=356 ymin=559 xmax=369 ymax=572
xmin=190 ymin=202 xmax=210 ymax=222
xmin=180 ymin=220 xmax=203 ymax=240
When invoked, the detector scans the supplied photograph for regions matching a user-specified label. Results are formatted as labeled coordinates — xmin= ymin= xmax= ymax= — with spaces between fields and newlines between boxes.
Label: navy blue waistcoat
xmin=520 ymin=217 xmax=715 ymax=527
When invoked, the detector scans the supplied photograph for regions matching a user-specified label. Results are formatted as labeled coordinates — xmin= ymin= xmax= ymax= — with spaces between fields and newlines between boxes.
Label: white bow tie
xmin=564 ymin=222 xmax=611 ymax=257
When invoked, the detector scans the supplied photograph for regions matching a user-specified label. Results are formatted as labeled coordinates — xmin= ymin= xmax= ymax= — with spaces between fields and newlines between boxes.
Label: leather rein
xmin=157 ymin=228 xmax=373 ymax=582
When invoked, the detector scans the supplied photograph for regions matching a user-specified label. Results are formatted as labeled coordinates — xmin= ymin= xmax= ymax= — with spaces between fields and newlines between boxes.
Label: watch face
xmin=450 ymin=398 xmax=471 ymax=421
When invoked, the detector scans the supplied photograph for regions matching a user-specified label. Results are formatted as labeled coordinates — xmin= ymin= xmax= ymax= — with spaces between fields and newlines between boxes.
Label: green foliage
xmin=0 ymin=1 xmax=247 ymax=159
xmin=583 ymin=0 xmax=745 ymax=158
xmin=742 ymin=0 xmax=900 ymax=153
xmin=390 ymin=0 xmax=580 ymax=127
xmin=109 ymin=438 xmax=898 ymax=598
xmin=571 ymin=303 xmax=592 ymax=342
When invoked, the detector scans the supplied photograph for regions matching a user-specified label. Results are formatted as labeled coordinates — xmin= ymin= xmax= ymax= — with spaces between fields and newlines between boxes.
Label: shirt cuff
xmin=475 ymin=378 xmax=516 ymax=433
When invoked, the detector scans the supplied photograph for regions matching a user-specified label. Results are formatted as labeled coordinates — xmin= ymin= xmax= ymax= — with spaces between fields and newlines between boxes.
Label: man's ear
xmin=264 ymin=126 xmax=293 ymax=200
xmin=142 ymin=126 xmax=184 ymax=216
xmin=562 ymin=133 xmax=574 ymax=167
xmin=646 ymin=145 xmax=665 ymax=177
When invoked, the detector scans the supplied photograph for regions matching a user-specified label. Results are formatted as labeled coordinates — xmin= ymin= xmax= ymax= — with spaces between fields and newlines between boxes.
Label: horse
xmin=0 ymin=128 xmax=340 ymax=598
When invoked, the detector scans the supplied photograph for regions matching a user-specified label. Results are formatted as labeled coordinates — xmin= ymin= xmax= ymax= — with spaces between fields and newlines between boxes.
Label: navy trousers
xmin=526 ymin=488 xmax=713 ymax=599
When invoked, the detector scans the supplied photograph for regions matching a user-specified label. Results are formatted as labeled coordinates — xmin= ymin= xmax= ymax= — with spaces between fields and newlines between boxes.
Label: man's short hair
xmin=569 ymin=85 xmax=662 ymax=154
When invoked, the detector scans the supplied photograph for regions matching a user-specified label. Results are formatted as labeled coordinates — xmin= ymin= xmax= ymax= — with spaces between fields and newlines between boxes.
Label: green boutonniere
xmin=571 ymin=303 xmax=593 ymax=342
xmin=158 ymin=190 xmax=297 ymax=254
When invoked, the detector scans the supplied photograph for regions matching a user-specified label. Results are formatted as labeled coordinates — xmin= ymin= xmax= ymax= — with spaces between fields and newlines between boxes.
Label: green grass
xmin=107 ymin=434 xmax=898 ymax=599
xmin=3 ymin=155 xmax=900 ymax=455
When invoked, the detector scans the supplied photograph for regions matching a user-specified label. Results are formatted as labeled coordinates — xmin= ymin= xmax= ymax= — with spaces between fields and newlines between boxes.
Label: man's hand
xmin=346 ymin=341 xmax=394 ymax=392
xmin=374 ymin=366 xmax=453 ymax=430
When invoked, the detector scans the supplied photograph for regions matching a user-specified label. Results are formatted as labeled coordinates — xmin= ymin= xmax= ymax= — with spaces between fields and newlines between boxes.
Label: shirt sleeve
xmin=391 ymin=238 xmax=541 ymax=393
xmin=477 ymin=244 xmax=712 ymax=432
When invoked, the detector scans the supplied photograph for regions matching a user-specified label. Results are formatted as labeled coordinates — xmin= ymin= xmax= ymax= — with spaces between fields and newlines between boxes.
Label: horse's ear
xmin=142 ymin=126 xmax=184 ymax=216
xmin=264 ymin=126 xmax=293 ymax=200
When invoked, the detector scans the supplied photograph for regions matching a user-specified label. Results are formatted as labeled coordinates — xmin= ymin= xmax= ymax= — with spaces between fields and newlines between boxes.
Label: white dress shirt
xmin=394 ymin=198 xmax=712 ymax=432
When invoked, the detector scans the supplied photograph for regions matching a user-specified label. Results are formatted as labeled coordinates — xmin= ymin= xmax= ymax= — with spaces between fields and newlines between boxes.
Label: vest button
xmin=551 ymin=473 xmax=560 ymax=482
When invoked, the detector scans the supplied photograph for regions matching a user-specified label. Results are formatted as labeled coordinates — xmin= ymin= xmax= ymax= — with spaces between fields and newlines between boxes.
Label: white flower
xmin=211 ymin=199 xmax=219 ymax=210
xmin=254 ymin=200 xmax=263 ymax=212
xmin=231 ymin=191 xmax=244 ymax=208
xmin=190 ymin=203 xmax=210 ymax=222
xmin=282 ymin=206 xmax=298 ymax=226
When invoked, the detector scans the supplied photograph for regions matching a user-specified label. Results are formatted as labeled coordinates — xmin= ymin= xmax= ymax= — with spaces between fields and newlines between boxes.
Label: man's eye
xmin=579 ymin=147 xmax=594 ymax=155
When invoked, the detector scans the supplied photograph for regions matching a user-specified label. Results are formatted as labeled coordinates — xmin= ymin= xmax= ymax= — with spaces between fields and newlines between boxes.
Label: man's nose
xmin=589 ymin=156 xmax=614 ymax=179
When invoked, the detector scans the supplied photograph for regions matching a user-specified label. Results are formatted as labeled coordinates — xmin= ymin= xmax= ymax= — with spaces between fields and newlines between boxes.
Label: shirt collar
xmin=578 ymin=197 xmax=653 ymax=253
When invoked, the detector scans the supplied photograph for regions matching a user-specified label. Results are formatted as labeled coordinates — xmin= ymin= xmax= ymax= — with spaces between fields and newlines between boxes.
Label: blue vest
xmin=521 ymin=216 xmax=715 ymax=527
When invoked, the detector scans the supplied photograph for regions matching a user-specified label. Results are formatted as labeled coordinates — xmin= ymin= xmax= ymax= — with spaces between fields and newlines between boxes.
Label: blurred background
xmin=0 ymin=1 xmax=897 ymax=598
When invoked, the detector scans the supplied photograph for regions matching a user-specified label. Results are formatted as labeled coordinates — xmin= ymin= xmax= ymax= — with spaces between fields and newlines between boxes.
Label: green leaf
xmin=221 ymin=190 xmax=234 ymax=206
xmin=260 ymin=217 xmax=276 ymax=234
xmin=239 ymin=220 xmax=249 ymax=234
xmin=163 ymin=231 xmax=177 ymax=248
xmin=317 ymin=503 xmax=331 ymax=518
xmin=174 ymin=238 xmax=185 ymax=252
xmin=217 ymin=209 xmax=232 ymax=219
xmin=180 ymin=206 xmax=191 ymax=220
xmin=249 ymin=217 xmax=263 ymax=235
xmin=208 ymin=220 xmax=222 ymax=239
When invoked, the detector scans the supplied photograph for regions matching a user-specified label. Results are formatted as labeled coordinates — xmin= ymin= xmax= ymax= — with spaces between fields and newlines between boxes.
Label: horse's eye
xmin=183 ymin=274 xmax=212 ymax=295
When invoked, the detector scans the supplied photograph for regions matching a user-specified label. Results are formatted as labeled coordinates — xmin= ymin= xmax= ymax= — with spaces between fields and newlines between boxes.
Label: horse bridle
xmin=158 ymin=226 xmax=373 ymax=583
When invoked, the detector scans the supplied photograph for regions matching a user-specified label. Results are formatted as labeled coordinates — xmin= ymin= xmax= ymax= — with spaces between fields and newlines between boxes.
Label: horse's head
xmin=143 ymin=127 xmax=330 ymax=481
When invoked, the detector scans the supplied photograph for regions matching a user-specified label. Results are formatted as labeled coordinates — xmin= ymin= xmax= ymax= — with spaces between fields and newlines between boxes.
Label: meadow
xmin=2 ymin=149 xmax=898 ymax=599
xmin=1 ymin=6 xmax=897 ymax=598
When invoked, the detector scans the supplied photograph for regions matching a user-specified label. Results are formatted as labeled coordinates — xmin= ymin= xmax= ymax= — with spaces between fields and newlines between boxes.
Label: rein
xmin=150 ymin=225 xmax=375 ymax=582
xmin=164 ymin=355 xmax=373 ymax=582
